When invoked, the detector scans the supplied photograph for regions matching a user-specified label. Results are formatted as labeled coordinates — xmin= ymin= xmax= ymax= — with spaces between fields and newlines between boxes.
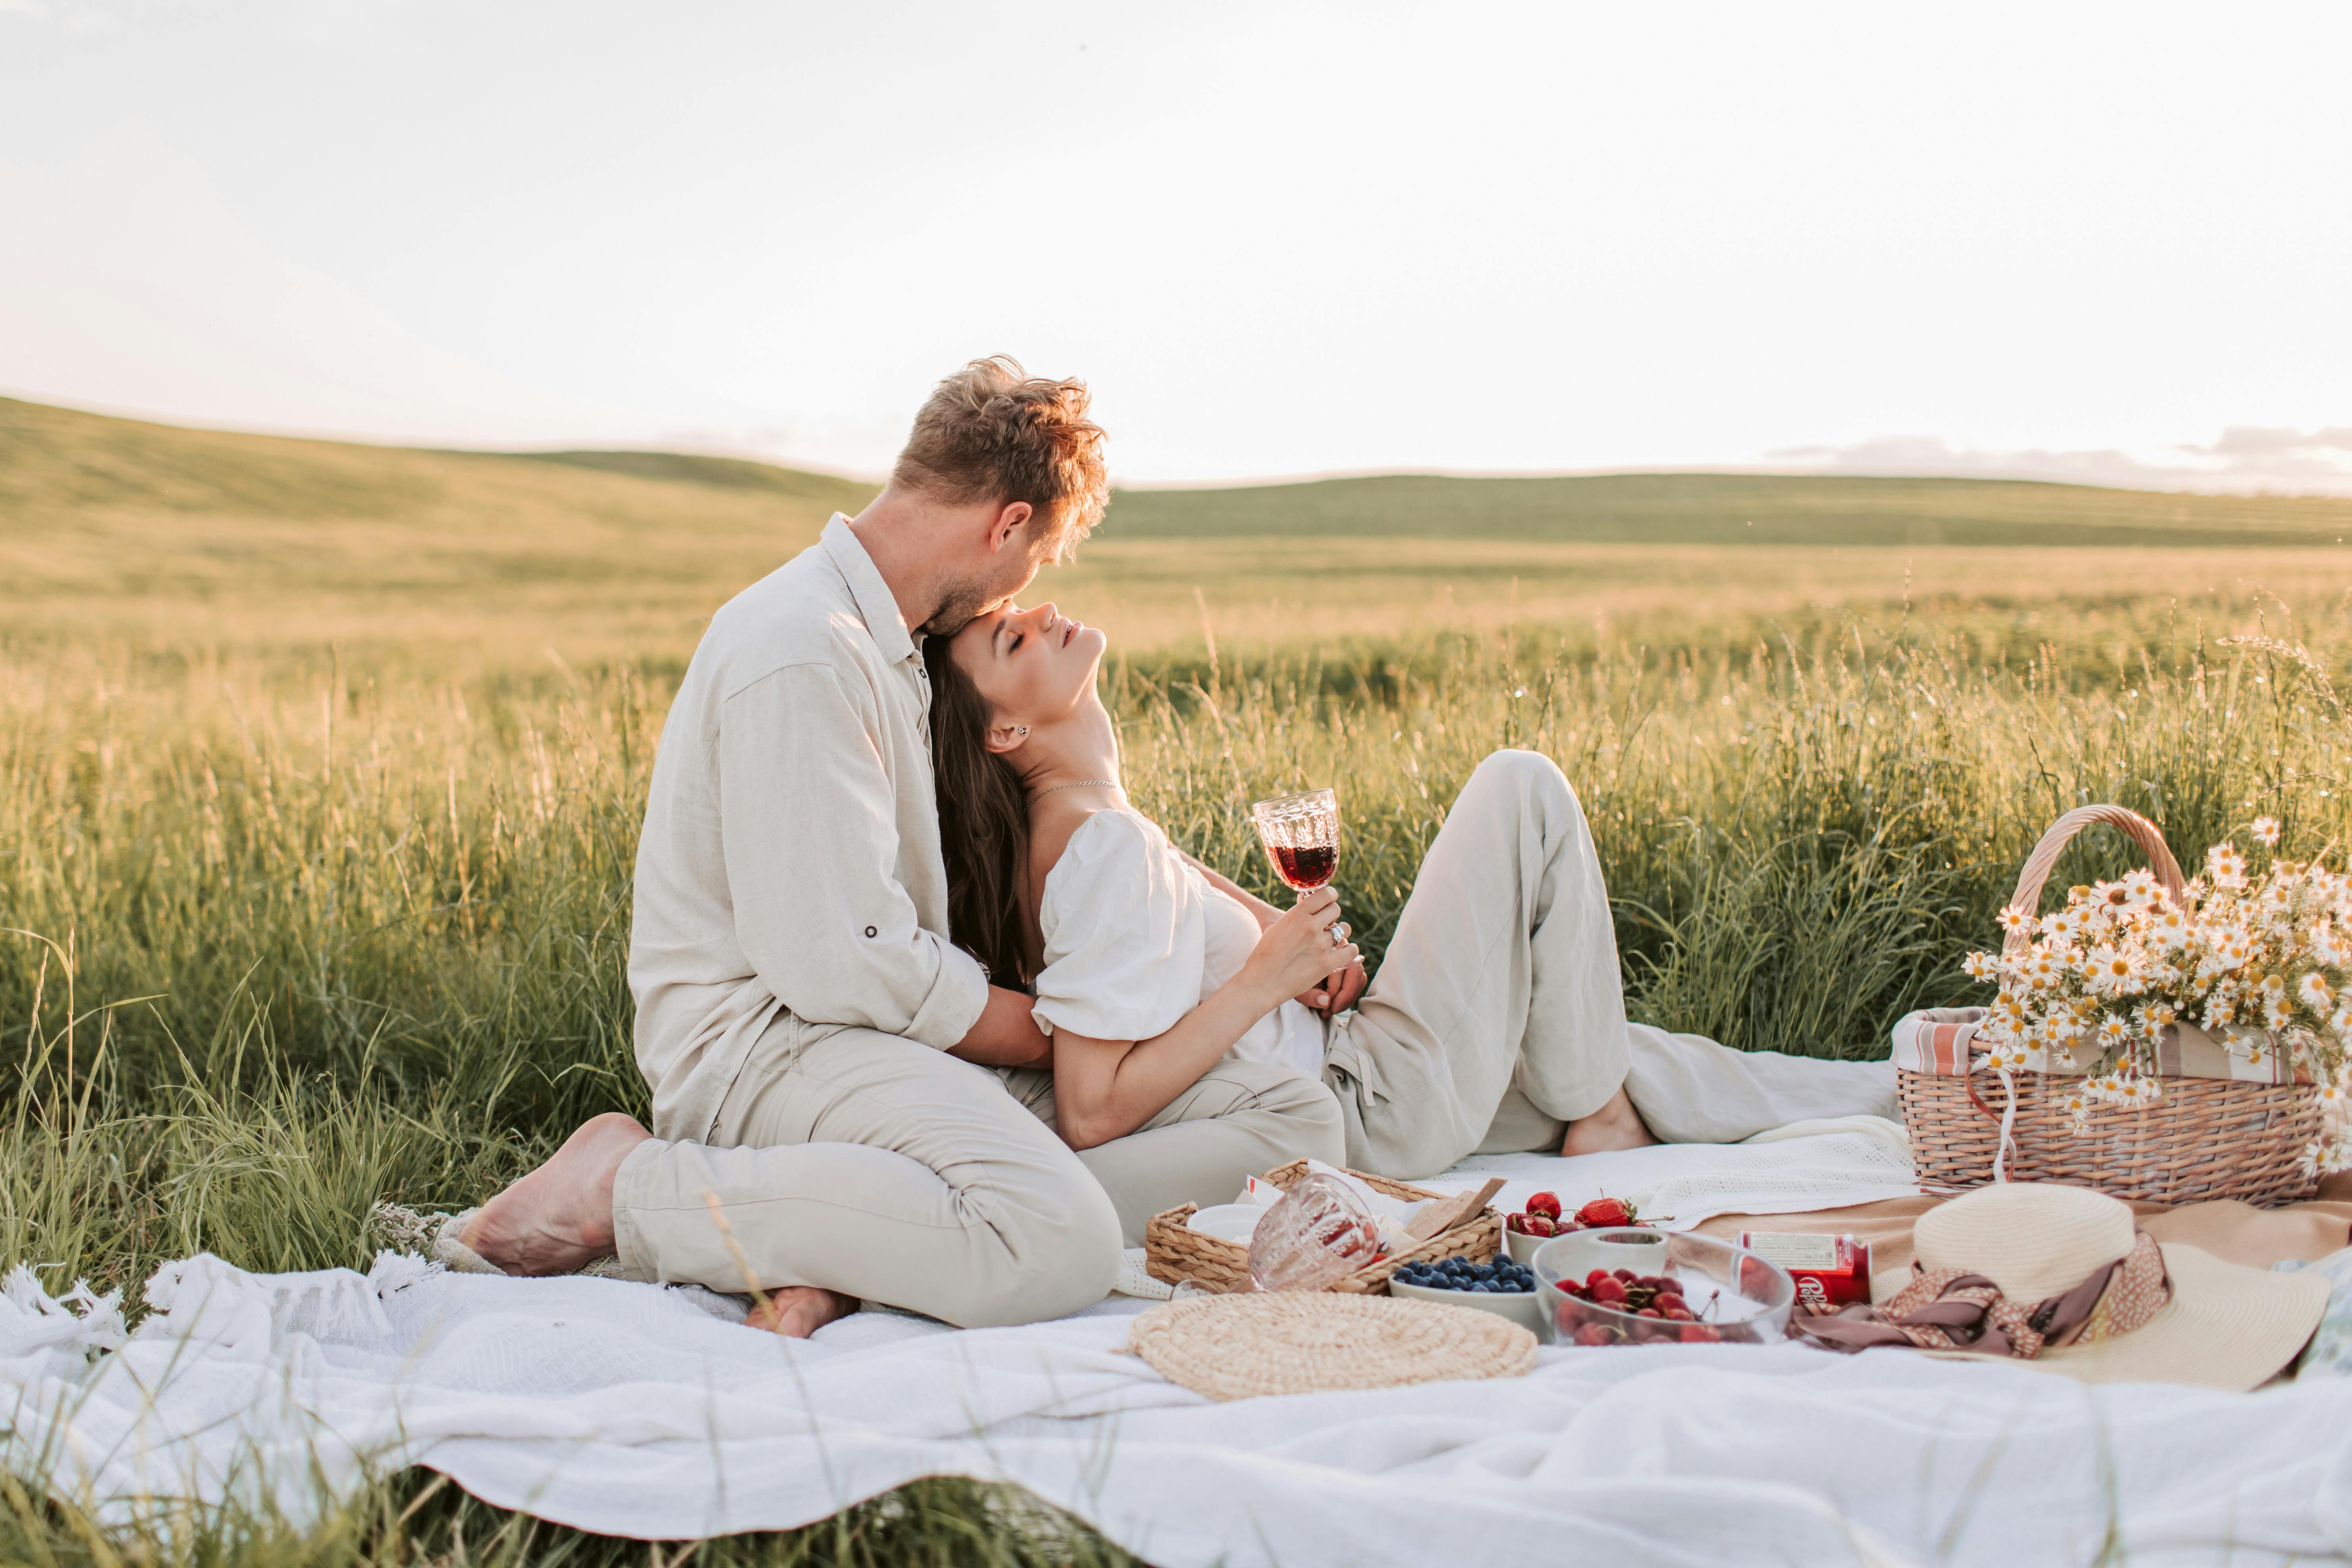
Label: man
xmin=462 ymin=357 xmax=1339 ymax=1334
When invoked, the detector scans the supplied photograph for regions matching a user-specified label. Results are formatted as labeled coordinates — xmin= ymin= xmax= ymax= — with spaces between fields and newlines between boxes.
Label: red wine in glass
xmin=1270 ymin=842 xmax=1336 ymax=890
xmin=1252 ymin=788 xmax=1340 ymax=892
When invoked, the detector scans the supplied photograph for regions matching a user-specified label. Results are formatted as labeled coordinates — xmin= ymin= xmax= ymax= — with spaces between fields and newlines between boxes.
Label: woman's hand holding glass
xmin=1242 ymin=885 xmax=1362 ymax=1008
xmin=1251 ymin=786 xmax=1362 ymax=1016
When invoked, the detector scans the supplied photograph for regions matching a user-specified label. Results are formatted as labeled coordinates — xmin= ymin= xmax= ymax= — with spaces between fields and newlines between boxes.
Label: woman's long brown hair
xmin=924 ymin=634 xmax=1038 ymax=988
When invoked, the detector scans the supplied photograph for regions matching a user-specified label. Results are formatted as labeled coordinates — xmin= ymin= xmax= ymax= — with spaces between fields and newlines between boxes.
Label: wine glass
xmin=1251 ymin=788 xmax=1339 ymax=892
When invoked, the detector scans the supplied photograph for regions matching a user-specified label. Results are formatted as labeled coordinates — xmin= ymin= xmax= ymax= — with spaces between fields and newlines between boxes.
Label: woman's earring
xmin=1017 ymin=726 xmax=1028 ymax=736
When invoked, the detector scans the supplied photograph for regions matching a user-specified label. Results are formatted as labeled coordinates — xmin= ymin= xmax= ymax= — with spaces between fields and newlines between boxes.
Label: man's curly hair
xmin=892 ymin=356 xmax=1109 ymax=555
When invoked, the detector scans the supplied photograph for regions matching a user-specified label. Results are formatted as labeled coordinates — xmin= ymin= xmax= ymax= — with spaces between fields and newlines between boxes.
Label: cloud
xmin=0 ymin=0 xmax=49 ymax=15
xmin=1763 ymin=430 xmax=2352 ymax=497
xmin=2179 ymin=427 xmax=2352 ymax=460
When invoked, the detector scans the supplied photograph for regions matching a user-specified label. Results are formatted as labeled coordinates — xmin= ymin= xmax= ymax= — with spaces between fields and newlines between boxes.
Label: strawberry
xmin=1576 ymin=1196 xmax=1639 ymax=1228
xmin=1520 ymin=1214 xmax=1556 ymax=1237
xmin=1524 ymin=1191 xmax=1562 ymax=1220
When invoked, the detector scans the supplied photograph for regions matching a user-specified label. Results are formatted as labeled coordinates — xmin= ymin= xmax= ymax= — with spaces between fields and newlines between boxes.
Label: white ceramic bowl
xmin=1505 ymin=1225 xmax=1556 ymax=1264
xmin=1386 ymin=1274 xmax=1546 ymax=1335
xmin=1184 ymin=1203 xmax=1268 ymax=1245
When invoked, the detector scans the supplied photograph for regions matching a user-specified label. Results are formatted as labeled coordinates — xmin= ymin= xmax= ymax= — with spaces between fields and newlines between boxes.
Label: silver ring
xmin=1328 ymin=920 xmax=1351 ymax=947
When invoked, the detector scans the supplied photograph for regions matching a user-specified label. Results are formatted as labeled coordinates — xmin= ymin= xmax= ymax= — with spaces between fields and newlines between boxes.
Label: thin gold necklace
xmin=1034 ymin=778 xmax=1120 ymax=798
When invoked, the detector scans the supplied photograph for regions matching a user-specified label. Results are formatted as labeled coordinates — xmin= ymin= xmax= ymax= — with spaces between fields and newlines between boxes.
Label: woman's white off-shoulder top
xmin=1030 ymin=808 xmax=1326 ymax=1076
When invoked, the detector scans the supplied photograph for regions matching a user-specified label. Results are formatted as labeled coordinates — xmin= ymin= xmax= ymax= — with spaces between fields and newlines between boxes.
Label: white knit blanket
xmin=10 ymin=1130 xmax=2350 ymax=1568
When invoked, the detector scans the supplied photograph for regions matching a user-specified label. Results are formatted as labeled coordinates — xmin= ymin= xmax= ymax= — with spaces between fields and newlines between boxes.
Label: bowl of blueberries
xmin=1385 ymin=1251 xmax=1545 ymax=1334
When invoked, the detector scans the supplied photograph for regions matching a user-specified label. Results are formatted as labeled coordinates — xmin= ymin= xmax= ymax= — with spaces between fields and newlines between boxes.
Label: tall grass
xmin=8 ymin=594 xmax=2347 ymax=1287
xmin=3 ymin=589 xmax=2347 ymax=1562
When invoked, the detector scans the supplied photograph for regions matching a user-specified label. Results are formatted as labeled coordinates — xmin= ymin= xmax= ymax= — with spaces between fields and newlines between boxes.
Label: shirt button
xmin=865 ymin=926 xmax=878 ymax=938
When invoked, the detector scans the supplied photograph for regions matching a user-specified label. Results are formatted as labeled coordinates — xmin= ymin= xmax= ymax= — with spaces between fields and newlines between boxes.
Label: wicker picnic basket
xmin=1142 ymin=1158 xmax=1503 ymax=1294
xmin=1898 ymin=803 xmax=2323 ymax=1206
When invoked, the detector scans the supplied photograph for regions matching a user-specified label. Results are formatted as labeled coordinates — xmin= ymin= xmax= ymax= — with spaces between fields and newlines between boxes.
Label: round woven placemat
xmin=1126 ymin=1291 xmax=1538 ymax=1401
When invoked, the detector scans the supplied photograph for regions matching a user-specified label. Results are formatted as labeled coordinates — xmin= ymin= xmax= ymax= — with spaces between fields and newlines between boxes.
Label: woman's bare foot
xmin=1561 ymin=1086 xmax=1658 ymax=1157
xmin=745 ymin=1286 xmax=859 ymax=1338
xmin=461 ymin=1112 xmax=651 ymax=1275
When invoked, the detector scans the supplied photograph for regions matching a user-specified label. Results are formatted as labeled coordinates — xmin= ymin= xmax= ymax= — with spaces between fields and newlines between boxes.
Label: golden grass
xmin=6 ymin=392 xmax=2348 ymax=1564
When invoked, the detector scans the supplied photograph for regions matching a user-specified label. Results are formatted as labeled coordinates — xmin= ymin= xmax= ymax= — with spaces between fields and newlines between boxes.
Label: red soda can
xmin=1737 ymin=1232 xmax=1872 ymax=1316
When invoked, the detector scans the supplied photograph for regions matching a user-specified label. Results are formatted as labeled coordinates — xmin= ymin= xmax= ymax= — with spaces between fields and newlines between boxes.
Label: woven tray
xmin=1900 ymin=802 xmax=2321 ymax=1206
xmin=1126 ymin=1291 xmax=1537 ymax=1400
xmin=1142 ymin=1158 xmax=1502 ymax=1294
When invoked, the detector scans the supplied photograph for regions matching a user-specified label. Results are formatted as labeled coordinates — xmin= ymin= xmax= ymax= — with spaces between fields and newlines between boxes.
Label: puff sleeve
xmin=1031 ymin=811 xmax=1209 ymax=1042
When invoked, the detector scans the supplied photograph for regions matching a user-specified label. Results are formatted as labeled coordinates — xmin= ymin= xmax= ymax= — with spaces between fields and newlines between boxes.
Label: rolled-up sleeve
xmin=715 ymin=661 xmax=988 ymax=1048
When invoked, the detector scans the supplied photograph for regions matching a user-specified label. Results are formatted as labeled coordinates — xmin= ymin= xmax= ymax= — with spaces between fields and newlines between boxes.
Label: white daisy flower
xmin=2087 ymin=946 xmax=2141 ymax=995
xmin=2253 ymin=816 xmax=2281 ymax=847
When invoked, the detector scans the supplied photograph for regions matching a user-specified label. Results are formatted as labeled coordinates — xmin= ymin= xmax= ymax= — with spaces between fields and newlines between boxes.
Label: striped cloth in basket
xmin=1890 ymin=1007 xmax=2304 ymax=1085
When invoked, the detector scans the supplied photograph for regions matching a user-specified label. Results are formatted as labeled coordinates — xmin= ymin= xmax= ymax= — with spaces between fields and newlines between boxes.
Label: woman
xmin=928 ymin=601 xmax=1896 ymax=1207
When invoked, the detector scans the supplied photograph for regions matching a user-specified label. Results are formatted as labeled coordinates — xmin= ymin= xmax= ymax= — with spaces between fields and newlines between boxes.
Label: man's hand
xmin=1299 ymin=955 xmax=1368 ymax=1018
xmin=947 ymin=986 xmax=1054 ymax=1069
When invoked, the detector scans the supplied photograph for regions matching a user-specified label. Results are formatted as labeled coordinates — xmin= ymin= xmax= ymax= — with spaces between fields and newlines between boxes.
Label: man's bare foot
xmin=1561 ymin=1086 xmax=1658 ymax=1157
xmin=745 ymin=1286 xmax=859 ymax=1338
xmin=461 ymin=1112 xmax=651 ymax=1276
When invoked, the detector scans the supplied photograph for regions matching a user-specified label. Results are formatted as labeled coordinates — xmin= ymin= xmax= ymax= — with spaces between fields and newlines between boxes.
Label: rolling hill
xmin=8 ymin=395 xmax=2351 ymax=665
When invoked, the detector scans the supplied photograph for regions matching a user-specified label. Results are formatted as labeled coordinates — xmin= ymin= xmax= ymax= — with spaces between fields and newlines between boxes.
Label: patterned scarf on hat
xmin=1795 ymin=1231 xmax=2169 ymax=1359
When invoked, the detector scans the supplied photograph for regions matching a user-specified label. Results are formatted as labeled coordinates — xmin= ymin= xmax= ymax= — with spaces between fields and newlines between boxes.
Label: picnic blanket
xmin=10 ymin=1126 xmax=2352 ymax=1568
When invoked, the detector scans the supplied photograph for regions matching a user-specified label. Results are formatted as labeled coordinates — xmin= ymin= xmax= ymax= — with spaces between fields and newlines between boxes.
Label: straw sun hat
xmin=1802 ymin=1182 xmax=2328 ymax=1391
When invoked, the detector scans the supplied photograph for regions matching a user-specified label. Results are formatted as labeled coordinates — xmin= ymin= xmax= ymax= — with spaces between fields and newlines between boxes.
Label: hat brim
xmin=1921 ymin=1242 xmax=2328 ymax=1392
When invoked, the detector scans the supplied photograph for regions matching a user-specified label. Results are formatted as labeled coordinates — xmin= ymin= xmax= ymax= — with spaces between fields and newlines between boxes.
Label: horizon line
xmin=8 ymin=386 xmax=2347 ymax=503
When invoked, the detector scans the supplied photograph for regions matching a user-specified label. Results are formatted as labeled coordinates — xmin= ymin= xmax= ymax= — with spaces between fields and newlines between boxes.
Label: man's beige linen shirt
xmin=629 ymin=515 xmax=990 ymax=1141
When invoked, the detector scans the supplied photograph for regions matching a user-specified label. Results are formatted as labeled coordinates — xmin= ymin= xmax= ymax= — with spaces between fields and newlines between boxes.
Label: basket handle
xmin=2001 ymin=805 xmax=2187 ymax=957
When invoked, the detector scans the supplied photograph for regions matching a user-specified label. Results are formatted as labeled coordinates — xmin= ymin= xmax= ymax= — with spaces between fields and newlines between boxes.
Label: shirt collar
xmin=820 ymin=514 xmax=917 ymax=665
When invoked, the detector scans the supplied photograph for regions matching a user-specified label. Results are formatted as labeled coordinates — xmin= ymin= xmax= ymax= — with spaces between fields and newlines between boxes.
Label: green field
xmin=6 ymin=396 xmax=2351 ymax=1564
xmin=14 ymin=394 xmax=2352 ymax=663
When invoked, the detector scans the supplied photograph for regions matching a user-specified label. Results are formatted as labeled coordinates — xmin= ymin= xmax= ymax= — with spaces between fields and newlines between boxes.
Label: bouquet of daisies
xmin=1964 ymin=816 xmax=2352 ymax=1174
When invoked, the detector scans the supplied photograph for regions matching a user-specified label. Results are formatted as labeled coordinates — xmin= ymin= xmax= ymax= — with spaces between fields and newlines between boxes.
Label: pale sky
xmin=3 ymin=1 xmax=2349 ymax=490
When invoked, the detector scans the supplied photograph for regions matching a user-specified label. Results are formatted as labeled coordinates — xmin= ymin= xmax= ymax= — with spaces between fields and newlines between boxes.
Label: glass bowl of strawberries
xmin=1503 ymin=1192 xmax=1646 ymax=1264
xmin=1531 ymin=1229 xmax=1795 ymax=1347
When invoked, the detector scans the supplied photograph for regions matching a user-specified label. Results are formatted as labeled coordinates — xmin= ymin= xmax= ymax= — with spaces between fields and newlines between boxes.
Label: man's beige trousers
xmin=1326 ymin=749 xmax=1896 ymax=1180
xmin=609 ymin=1020 xmax=1342 ymax=1327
